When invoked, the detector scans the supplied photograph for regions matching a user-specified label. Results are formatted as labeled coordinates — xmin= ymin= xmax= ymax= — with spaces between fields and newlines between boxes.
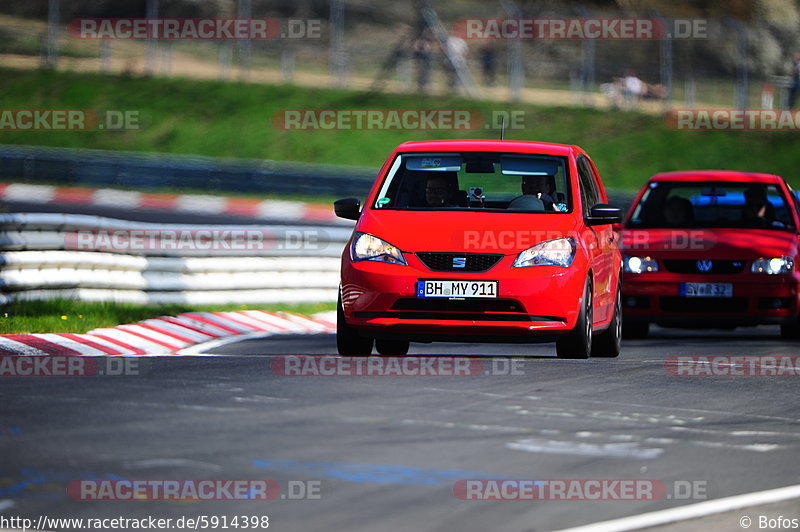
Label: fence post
xmin=281 ymin=47 xmax=296 ymax=82
xmin=502 ymin=0 xmax=523 ymax=102
xmin=46 ymin=0 xmax=59 ymax=68
xmin=724 ymin=18 xmax=749 ymax=109
xmin=575 ymin=5 xmax=595 ymax=107
xmin=684 ymin=77 xmax=696 ymax=108
xmin=238 ymin=0 xmax=252 ymax=80
xmin=161 ymin=42 xmax=172 ymax=76
xmin=145 ymin=0 xmax=159 ymax=75
xmin=657 ymin=14 xmax=673 ymax=111
xmin=329 ymin=0 xmax=346 ymax=88
xmin=100 ymin=39 xmax=111 ymax=72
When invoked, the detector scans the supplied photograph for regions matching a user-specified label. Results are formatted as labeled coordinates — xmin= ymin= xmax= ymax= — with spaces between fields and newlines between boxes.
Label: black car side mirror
xmin=586 ymin=204 xmax=624 ymax=226
xmin=334 ymin=198 xmax=361 ymax=220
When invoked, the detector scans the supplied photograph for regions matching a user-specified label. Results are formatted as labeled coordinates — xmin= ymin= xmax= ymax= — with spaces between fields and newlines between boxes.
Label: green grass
xmin=0 ymin=299 xmax=336 ymax=334
xmin=1 ymin=67 xmax=799 ymax=191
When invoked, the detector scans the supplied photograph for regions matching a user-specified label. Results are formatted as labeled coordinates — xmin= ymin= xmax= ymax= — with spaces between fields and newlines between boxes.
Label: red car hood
xmin=620 ymin=227 xmax=798 ymax=259
xmin=356 ymin=210 xmax=581 ymax=254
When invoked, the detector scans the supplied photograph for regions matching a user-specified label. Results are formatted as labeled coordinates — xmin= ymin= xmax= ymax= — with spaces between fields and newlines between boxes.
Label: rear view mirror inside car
xmin=465 ymin=160 xmax=495 ymax=173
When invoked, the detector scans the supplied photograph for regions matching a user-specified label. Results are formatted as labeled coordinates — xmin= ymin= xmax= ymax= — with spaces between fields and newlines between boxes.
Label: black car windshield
xmin=628 ymin=181 xmax=796 ymax=231
xmin=372 ymin=152 xmax=571 ymax=213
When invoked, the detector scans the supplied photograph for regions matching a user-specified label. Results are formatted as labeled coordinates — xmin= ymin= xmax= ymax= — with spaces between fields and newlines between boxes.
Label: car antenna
xmin=500 ymin=116 xmax=505 ymax=140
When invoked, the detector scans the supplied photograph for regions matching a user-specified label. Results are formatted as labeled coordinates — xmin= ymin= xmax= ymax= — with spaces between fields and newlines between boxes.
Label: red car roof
xmin=648 ymin=170 xmax=785 ymax=184
xmin=395 ymin=139 xmax=579 ymax=156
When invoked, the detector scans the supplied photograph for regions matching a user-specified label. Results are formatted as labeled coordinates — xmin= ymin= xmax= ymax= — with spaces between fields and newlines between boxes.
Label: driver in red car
xmin=743 ymin=185 xmax=776 ymax=227
xmin=424 ymin=173 xmax=467 ymax=207
xmin=424 ymin=174 xmax=455 ymax=206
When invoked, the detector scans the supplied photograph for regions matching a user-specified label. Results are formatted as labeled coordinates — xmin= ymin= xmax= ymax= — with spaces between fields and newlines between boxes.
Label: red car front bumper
xmin=622 ymin=272 xmax=800 ymax=327
xmin=341 ymin=253 xmax=588 ymax=342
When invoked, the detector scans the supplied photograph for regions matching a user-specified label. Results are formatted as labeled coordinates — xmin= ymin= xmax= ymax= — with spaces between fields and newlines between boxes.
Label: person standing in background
xmin=789 ymin=53 xmax=800 ymax=109
xmin=412 ymin=30 xmax=433 ymax=94
xmin=479 ymin=42 xmax=497 ymax=87
xmin=445 ymin=33 xmax=468 ymax=92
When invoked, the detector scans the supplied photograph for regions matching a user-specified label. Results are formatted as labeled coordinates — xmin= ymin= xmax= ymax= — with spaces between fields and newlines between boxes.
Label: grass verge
xmin=1 ymin=68 xmax=799 ymax=191
xmin=0 ymin=299 xmax=337 ymax=334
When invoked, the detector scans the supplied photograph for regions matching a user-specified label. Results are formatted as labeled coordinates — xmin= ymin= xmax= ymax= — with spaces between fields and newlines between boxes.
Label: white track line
xmin=555 ymin=483 xmax=800 ymax=532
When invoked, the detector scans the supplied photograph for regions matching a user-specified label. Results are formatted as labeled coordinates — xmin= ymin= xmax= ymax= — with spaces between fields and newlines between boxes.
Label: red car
xmin=620 ymin=170 xmax=800 ymax=338
xmin=333 ymin=140 xmax=624 ymax=359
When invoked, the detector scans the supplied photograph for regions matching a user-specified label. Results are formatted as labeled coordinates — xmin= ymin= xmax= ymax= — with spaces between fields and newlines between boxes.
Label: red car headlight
xmin=624 ymin=255 xmax=659 ymax=274
xmin=751 ymin=256 xmax=794 ymax=275
xmin=350 ymin=232 xmax=407 ymax=265
xmin=512 ymin=237 xmax=576 ymax=268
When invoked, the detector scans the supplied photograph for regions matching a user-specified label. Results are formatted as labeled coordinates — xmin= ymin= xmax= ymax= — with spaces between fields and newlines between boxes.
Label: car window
xmin=372 ymin=152 xmax=571 ymax=213
xmin=787 ymin=182 xmax=800 ymax=222
xmin=627 ymin=181 xmax=796 ymax=231
xmin=576 ymin=156 xmax=599 ymax=216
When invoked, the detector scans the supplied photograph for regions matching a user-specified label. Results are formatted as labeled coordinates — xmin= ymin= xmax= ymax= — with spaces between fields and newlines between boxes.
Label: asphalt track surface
xmin=3 ymin=326 xmax=800 ymax=532
xmin=3 ymin=196 xmax=798 ymax=530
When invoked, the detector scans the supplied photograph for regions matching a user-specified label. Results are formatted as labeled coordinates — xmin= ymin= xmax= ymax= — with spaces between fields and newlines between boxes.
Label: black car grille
xmin=663 ymin=260 xmax=746 ymax=274
xmin=416 ymin=252 xmax=504 ymax=272
xmin=660 ymin=297 xmax=748 ymax=313
xmin=353 ymin=298 xmax=565 ymax=322
xmin=392 ymin=298 xmax=523 ymax=313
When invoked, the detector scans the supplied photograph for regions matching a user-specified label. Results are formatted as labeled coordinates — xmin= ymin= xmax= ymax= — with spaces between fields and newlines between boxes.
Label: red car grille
xmin=660 ymin=297 xmax=748 ymax=313
xmin=662 ymin=260 xmax=746 ymax=274
xmin=416 ymin=252 xmax=504 ymax=272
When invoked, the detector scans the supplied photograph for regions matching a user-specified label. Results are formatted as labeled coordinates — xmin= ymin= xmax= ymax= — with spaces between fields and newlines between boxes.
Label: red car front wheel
xmin=556 ymin=278 xmax=593 ymax=359
xmin=337 ymin=295 xmax=374 ymax=356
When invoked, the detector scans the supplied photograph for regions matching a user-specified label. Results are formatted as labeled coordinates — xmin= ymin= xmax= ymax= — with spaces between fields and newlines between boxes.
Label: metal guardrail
xmin=0 ymin=213 xmax=347 ymax=305
xmin=0 ymin=187 xmax=641 ymax=306
xmin=0 ymin=145 xmax=378 ymax=198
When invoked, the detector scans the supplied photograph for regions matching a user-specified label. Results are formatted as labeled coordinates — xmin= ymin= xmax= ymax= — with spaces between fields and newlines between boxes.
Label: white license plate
xmin=680 ymin=282 xmax=733 ymax=298
xmin=417 ymin=280 xmax=498 ymax=299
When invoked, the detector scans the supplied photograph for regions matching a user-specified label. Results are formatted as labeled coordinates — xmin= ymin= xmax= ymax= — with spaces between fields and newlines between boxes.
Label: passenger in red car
xmin=662 ymin=196 xmax=694 ymax=227
xmin=508 ymin=175 xmax=556 ymax=211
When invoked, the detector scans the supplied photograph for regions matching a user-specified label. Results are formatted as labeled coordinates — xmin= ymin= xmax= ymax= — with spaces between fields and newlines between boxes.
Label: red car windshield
xmin=372 ymin=152 xmax=571 ymax=212
xmin=628 ymin=181 xmax=796 ymax=231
